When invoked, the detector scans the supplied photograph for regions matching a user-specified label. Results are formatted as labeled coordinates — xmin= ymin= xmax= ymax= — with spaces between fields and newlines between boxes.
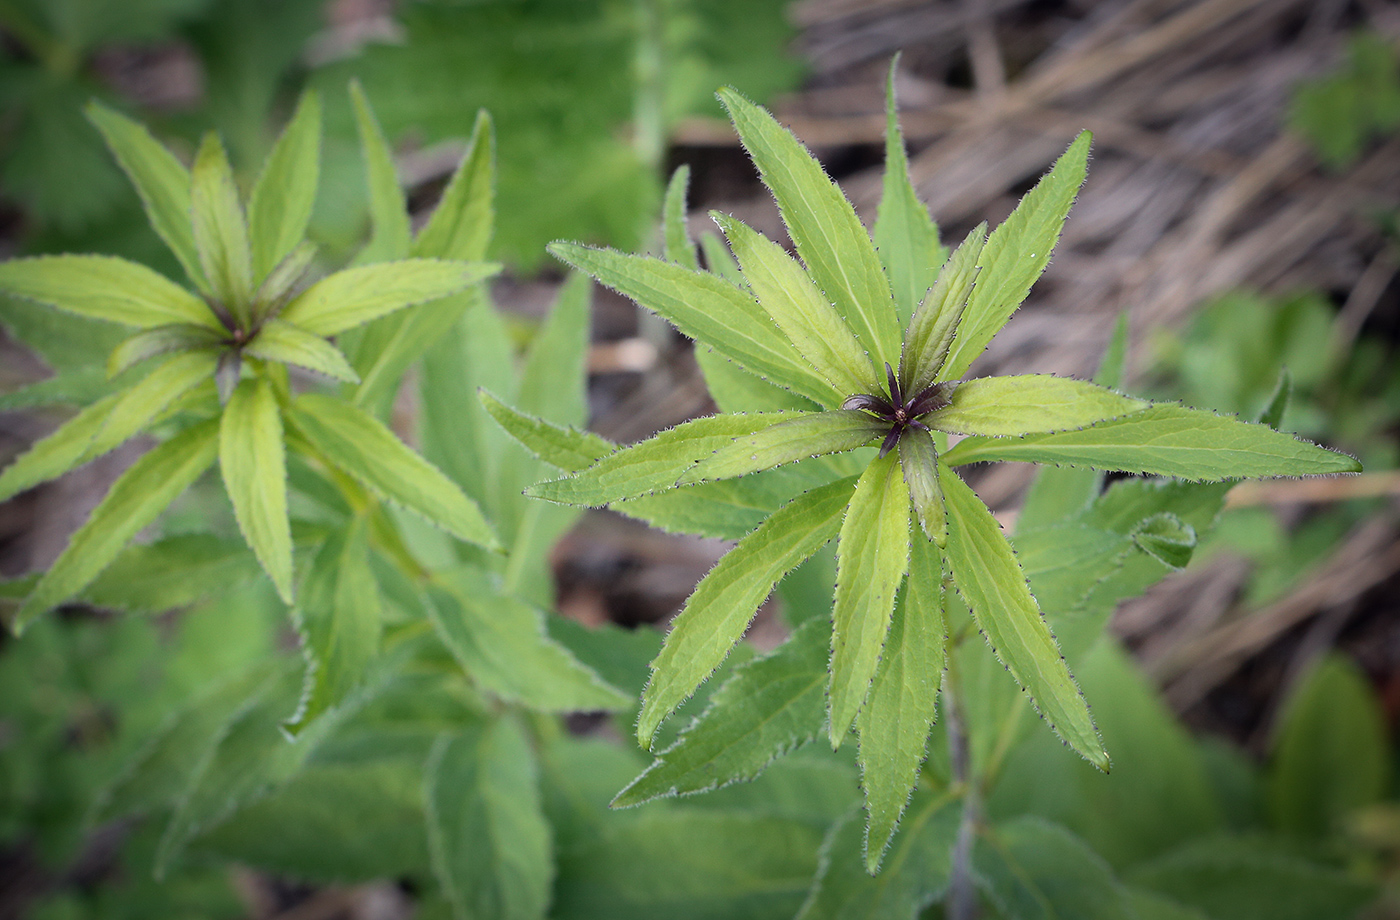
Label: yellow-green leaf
xmin=107 ymin=324 xmax=225 ymax=377
xmin=412 ymin=110 xmax=494 ymax=262
xmin=677 ymin=411 xmax=884 ymax=486
xmin=900 ymin=224 xmax=984 ymax=394
xmin=899 ymin=426 xmax=946 ymax=545
xmin=280 ymin=260 xmax=500 ymax=337
xmin=221 ymin=377 xmax=292 ymax=603
xmin=0 ymin=255 xmax=220 ymax=329
xmin=249 ymin=90 xmax=321 ymax=283
xmin=0 ymin=394 xmax=120 ymax=503
xmin=663 ymin=166 xmax=700 ymax=270
xmin=245 ymin=319 xmax=358 ymax=383
xmin=88 ymin=351 xmax=217 ymax=459
xmin=191 ymin=133 xmax=254 ymax=317
xmin=350 ymin=81 xmax=411 ymax=263
xmin=928 ymin=375 xmax=1148 ymax=437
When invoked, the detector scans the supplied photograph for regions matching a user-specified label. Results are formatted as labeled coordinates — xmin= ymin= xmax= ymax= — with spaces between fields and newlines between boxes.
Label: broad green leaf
xmin=0 ymin=393 xmax=119 ymax=504
xmin=900 ymin=225 xmax=984 ymax=394
xmin=939 ymin=462 xmax=1107 ymax=769
xmin=83 ymin=534 xmax=261 ymax=614
xmin=221 ymin=377 xmax=292 ymax=603
xmin=662 ymin=165 xmax=700 ymax=270
xmin=974 ymin=818 xmax=1135 ymax=920
xmin=86 ymin=101 xmax=206 ymax=292
xmin=527 ymin=412 xmax=804 ymax=507
xmin=248 ymin=90 xmax=321 ymax=282
xmin=550 ymin=243 xmax=837 ymax=406
xmin=857 ymin=536 xmax=945 ymax=870
xmin=941 ymin=132 xmax=1090 ymax=380
xmin=618 ymin=618 xmax=828 ymax=805
xmin=426 ymin=720 xmax=553 ymax=920
xmin=191 ymin=133 xmax=254 ymax=317
xmin=108 ymin=323 xmax=226 ymax=377
xmin=413 ymin=110 xmax=494 ymax=261
xmin=244 ymin=319 xmax=358 ymax=382
xmin=797 ymin=792 xmax=959 ymax=919
xmin=677 ymin=411 xmax=884 ymax=486
xmin=280 ymin=259 xmax=500 ymax=337
xmin=719 ymin=88 xmax=901 ymax=371
xmin=350 ymin=80 xmax=411 ymax=263
xmin=1267 ymin=654 xmax=1389 ymax=837
xmin=1013 ymin=524 xmax=1135 ymax=641
xmin=290 ymin=393 xmax=498 ymax=550
xmin=1130 ymin=513 xmax=1196 ymax=570
xmin=873 ymin=60 xmax=942 ymax=329
xmin=637 ymin=477 xmax=856 ymax=746
xmin=427 ymin=568 xmax=629 ymax=712
xmin=88 ymin=350 xmax=217 ymax=459
xmin=899 ymin=427 xmax=945 ymax=544
xmin=14 ymin=419 xmax=219 ymax=632
xmin=941 ymin=404 xmax=1363 ymax=479
xmin=481 ymin=391 xmax=614 ymax=473
xmin=285 ymin=518 xmax=381 ymax=734
xmin=695 ymin=345 xmax=820 ymax=413
xmin=717 ymin=214 xmax=879 ymax=396
xmin=829 ymin=451 xmax=911 ymax=746
xmin=0 ymin=255 xmax=220 ymax=329
xmin=929 ymin=376 xmax=1148 ymax=437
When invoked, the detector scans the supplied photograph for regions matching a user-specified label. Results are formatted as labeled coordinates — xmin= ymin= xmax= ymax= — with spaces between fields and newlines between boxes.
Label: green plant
xmin=1290 ymin=30 xmax=1400 ymax=170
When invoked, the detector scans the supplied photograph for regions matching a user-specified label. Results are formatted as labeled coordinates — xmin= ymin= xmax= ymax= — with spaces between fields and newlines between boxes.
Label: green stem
xmin=944 ymin=660 xmax=980 ymax=920
xmin=632 ymin=0 xmax=667 ymax=174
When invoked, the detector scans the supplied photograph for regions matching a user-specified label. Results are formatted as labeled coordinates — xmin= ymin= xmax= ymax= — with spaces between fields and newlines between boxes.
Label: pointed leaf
xmin=678 ymin=410 xmax=884 ymax=486
xmin=0 ymin=393 xmax=120 ymax=503
xmin=873 ymin=61 xmax=943 ymax=328
xmin=973 ymin=818 xmax=1135 ymax=920
xmin=1130 ymin=513 xmax=1196 ymax=570
xmin=245 ymin=319 xmax=358 ymax=382
xmin=517 ymin=272 xmax=591 ymax=427
xmin=695 ymin=345 xmax=820 ymax=413
xmin=637 ymin=476 xmax=857 ymax=746
xmin=279 ymin=259 xmax=499 ymax=337
xmin=551 ymin=243 xmax=837 ymax=406
xmin=939 ymin=462 xmax=1107 ymax=769
xmin=191 ymin=133 xmax=254 ymax=314
xmin=899 ymin=225 xmax=984 ymax=394
xmin=857 ymin=536 xmax=945 ymax=870
xmin=248 ymin=91 xmax=321 ymax=283
xmin=618 ymin=463 xmax=836 ymax=541
xmin=426 ymin=720 xmax=553 ymax=920
xmin=108 ymin=323 xmax=225 ymax=377
xmin=412 ymin=110 xmax=494 ymax=261
xmin=350 ymin=290 xmax=477 ymax=415
xmin=829 ymin=450 xmax=911 ymax=745
xmin=719 ymin=88 xmax=901 ymax=371
xmin=350 ymin=81 xmax=411 ymax=263
xmin=527 ymin=411 xmax=804 ymax=507
xmin=290 ymin=393 xmax=498 ymax=550
xmin=220 ymin=377 xmax=292 ymax=603
xmin=14 ymin=419 xmax=219 ymax=632
xmin=942 ymin=132 xmax=1090 ymax=379
xmin=83 ymin=534 xmax=262 ymax=614
xmin=480 ymin=391 xmax=614 ymax=472
xmin=928 ymin=376 xmax=1148 ymax=437
xmin=88 ymin=350 xmax=217 ymax=459
xmin=700 ymin=231 xmax=744 ymax=284
xmin=86 ymin=101 xmax=206 ymax=292
xmin=663 ymin=165 xmax=700 ymax=270
xmin=0 ymin=255 xmax=219 ymax=329
xmin=717 ymin=214 xmax=879 ymax=396
xmin=941 ymin=404 xmax=1362 ymax=479
xmin=899 ymin=427 xmax=946 ymax=544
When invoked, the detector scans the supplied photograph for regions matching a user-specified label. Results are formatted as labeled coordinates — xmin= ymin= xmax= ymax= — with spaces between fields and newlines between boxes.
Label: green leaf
xmin=637 ymin=477 xmax=856 ymax=746
xmin=942 ymin=132 xmax=1091 ymax=380
xmin=718 ymin=88 xmax=901 ymax=372
xmin=351 ymin=290 xmax=478 ymax=416
xmin=427 ymin=568 xmax=627 ymax=712
xmin=939 ymin=462 xmax=1107 ymax=769
xmin=1130 ymin=513 xmax=1196 ymax=570
xmin=974 ymin=818 xmax=1135 ymax=920
xmin=617 ymin=463 xmax=836 ymax=541
xmin=349 ymin=80 xmax=411 ymax=263
xmin=699 ymin=231 xmax=744 ymax=284
xmin=290 ymin=393 xmax=498 ymax=550
xmin=83 ymin=534 xmax=262 ymax=614
xmin=86 ymin=101 xmax=206 ymax=293
xmin=617 ymin=618 xmax=829 ymax=806
xmin=426 ymin=719 xmax=553 ymax=920
xmin=716 ymin=214 xmax=879 ymax=396
xmin=550 ymin=243 xmax=836 ymax=406
xmin=14 ymin=419 xmax=219 ymax=632
xmin=108 ymin=323 xmax=226 ymax=377
xmin=88 ymin=350 xmax=217 ymax=459
xmin=191 ymin=132 xmax=255 ymax=316
xmin=899 ymin=427 xmax=946 ymax=545
xmin=279 ymin=259 xmax=498 ymax=337
xmin=829 ymin=450 xmax=911 ymax=746
xmin=930 ymin=376 xmax=1148 ymax=437
xmin=0 ymin=394 xmax=120 ymax=503
xmin=481 ymin=391 xmax=614 ymax=473
xmin=662 ymin=165 xmax=700 ymax=270
xmin=941 ymin=404 xmax=1363 ymax=479
xmin=220 ymin=376 xmax=292 ymax=603
xmin=527 ymin=412 xmax=804 ymax=507
xmin=678 ymin=411 xmax=884 ymax=486
xmin=873 ymin=60 xmax=942 ymax=329
xmin=517 ymin=272 xmax=592 ymax=427
xmin=0 ymin=367 xmax=111 ymax=410
xmin=0 ymin=255 xmax=220 ymax=329
xmin=796 ymin=792 xmax=960 ymax=920
xmin=899 ymin=225 xmax=984 ymax=394
xmin=695 ymin=345 xmax=821 ymax=413
xmin=857 ymin=536 xmax=945 ymax=871
xmin=412 ymin=110 xmax=495 ymax=261
xmin=244 ymin=319 xmax=359 ymax=382
xmin=247 ymin=90 xmax=321 ymax=284
xmin=1267 ymin=654 xmax=1389 ymax=837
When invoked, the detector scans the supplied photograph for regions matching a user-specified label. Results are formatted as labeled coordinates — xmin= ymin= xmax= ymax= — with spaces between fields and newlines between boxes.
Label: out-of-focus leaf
xmin=220 ymin=376 xmax=292 ymax=603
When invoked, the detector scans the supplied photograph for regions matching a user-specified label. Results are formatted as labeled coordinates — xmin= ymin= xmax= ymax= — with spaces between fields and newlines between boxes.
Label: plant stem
xmin=945 ymin=683 xmax=980 ymax=920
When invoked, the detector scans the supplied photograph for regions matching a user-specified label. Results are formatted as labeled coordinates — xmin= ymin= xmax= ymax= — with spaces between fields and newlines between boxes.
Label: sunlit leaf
xmin=0 ymin=255 xmax=220 ymax=329
xmin=191 ymin=132 xmax=254 ymax=317
xmin=280 ymin=260 xmax=500 ymax=337
xmin=928 ymin=376 xmax=1148 ymax=437
xmin=900 ymin=225 xmax=984 ymax=395
xmin=678 ymin=411 xmax=884 ymax=486
xmin=220 ymin=376 xmax=292 ymax=603
xmin=245 ymin=319 xmax=359 ymax=383
xmin=248 ymin=90 xmax=321 ymax=283
xmin=349 ymin=80 xmax=411 ymax=263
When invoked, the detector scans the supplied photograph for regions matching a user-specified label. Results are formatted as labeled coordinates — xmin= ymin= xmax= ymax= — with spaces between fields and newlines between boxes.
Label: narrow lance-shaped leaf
xmin=900 ymin=427 xmax=946 ymax=545
xmin=88 ymin=350 xmax=217 ymax=459
xmin=940 ymin=404 xmax=1362 ymax=480
xmin=637 ymin=476 xmax=858 ymax=747
xmin=719 ymin=88 xmax=902 ymax=371
xmin=0 ymin=255 xmax=220 ymax=329
xmin=221 ymin=377 xmax=293 ymax=603
xmin=679 ymin=411 xmax=883 ymax=486
xmin=350 ymin=80 xmax=411 ymax=263
xmin=941 ymin=132 xmax=1090 ymax=380
xmin=244 ymin=319 xmax=359 ymax=383
xmin=0 ymin=394 xmax=120 ymax=504
xmin=695 ymin=345 xmax=820 ymax=414
xmin=662 ymin=165 xmax=700 ymax=270
xmin=108 ymin=323 xmax=225 ymax=377
xmin=927 ymin=375 xmax=1148 ymax=437
xmin=248 ymin=90 xmax=321 ymax=282
xmin=279 ymin=260 xmax=500 ymax=337
xmin=829 ymin=451 xmax=911 ymax=747
xmin=717 ymin=214 xmax=880 ymax=397
xmin=290 ymin=393 xmax=498 ymax=550
xmin=480 ymin=391 xmax=614 ymax=473
xmin=900 ymin=224 xmax=984 ymax=395
xmin=191 ymin=133 xmax=254 ymax=320
xmin=413 ymin=109 xmax=494 ymax=262
xmin=938 ymin=461 xmax=1108 ymax=770
xmin=13 ymin=419 xmax=220 ymax=632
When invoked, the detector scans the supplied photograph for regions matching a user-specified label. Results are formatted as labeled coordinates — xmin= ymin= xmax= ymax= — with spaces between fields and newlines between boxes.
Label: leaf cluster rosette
xmin=497 ymin=69 xmax=1361 ymax=868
